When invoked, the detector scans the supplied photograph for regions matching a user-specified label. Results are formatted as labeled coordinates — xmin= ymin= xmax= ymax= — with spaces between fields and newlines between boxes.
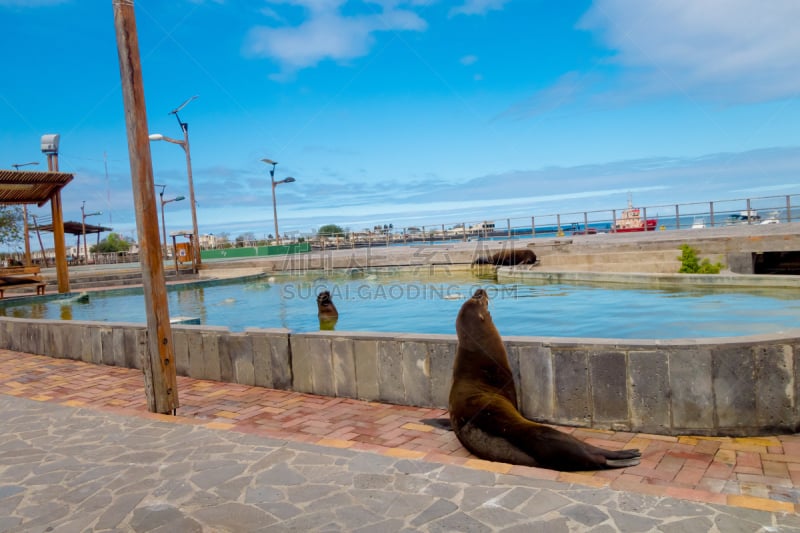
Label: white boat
xmin=726 ymin=209 xmax=761 ymax=224
xmin=760 ymin=211 xmax=781 ymax=225
xmin=691 ymin=217 xmax=706 ymax=229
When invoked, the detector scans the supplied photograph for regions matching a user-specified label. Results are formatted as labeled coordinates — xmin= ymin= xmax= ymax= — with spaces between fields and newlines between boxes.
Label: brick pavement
xmin=1 ymin=348 xmax=799 ymax=516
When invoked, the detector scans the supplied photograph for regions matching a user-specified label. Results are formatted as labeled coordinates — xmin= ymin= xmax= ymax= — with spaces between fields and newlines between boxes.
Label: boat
xmin=760 ymin=210 xmax=781 ymax=225
xmin=568 ymin=222 xmax=599 ymax=235
xmin=691 ymin=217 xmax=706 ymax=229
xmin=614 ymin=198 xmax=657 ymax=233
xmin=726 ymin=209 xmax=761 ymax=224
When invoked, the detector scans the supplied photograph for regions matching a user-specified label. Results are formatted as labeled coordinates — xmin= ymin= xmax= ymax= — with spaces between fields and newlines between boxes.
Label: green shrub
xmin=678 ymin=244 xmax=724 ymax=274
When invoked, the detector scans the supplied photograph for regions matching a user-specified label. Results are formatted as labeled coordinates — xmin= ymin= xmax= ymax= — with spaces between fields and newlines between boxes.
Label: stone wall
xmin=2 ymin=315 xmax=799 ymax=437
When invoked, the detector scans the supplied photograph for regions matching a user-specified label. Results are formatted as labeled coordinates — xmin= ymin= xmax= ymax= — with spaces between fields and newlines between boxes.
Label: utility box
xmin=41 ymin=134 xmax=60 ymax=153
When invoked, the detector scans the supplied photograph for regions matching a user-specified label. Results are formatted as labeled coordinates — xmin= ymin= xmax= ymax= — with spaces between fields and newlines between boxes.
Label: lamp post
xmin=160 ymin=193 xmax=185 ymax=258
xmin=11 ymin=161 xmax=39 ymax=266
xmin=80 ymin=201 xmax=102 ymax=265
xmin=261 ymin=158 xmax=296 ymax=244
xmin=149 ymin=95 xmax=201 ymax=267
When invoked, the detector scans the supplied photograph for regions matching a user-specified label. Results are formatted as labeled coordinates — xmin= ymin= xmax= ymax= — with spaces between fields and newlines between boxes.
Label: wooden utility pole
xmin=112 ymin=0 xmax=179 ymax=414
xmin=46 ymin=153 xmax=70 ymax=293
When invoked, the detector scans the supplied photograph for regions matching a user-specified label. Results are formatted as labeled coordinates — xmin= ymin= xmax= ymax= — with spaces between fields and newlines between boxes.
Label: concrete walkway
xmin=3 ymin=350 xmax=800 ymax=531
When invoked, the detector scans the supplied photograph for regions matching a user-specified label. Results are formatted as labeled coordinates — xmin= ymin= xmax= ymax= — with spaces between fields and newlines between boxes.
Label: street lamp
xmin=159 ymin=192 xmax=185 ymax=258
xmin=149 ymin=95 xmax=201 ymax=267
xmin=11 ymin=161 xmax=39 ymax=266
xmin=80 ymin=201 xmax=102 ymax=265
xmin=261 ymin=158 xmax=296 ymax=244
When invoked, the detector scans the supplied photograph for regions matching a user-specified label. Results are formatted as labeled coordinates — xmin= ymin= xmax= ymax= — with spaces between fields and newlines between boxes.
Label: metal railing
xmin=304 ymin=193 xmax=799 ymax=250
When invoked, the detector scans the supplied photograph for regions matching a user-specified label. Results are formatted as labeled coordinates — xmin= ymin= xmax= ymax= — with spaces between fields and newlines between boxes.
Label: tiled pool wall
xmin=3 ymin=315 xmax=800 ymax=437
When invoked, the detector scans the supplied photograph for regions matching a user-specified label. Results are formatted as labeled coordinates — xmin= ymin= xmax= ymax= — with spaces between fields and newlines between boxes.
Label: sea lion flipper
xmin=605 ymin=456 xmax=642 ymax=468
xmin=420 ymin=418 xmax=453 ymax=431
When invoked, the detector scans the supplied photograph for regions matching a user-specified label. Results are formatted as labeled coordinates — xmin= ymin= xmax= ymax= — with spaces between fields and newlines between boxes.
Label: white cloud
xmin=244 ymin=0 xmax=427 ymax=80
xmin=460 ymin=54 xmax=478 ymax=66
xmin=578 ymin=0 xmax=800 ymax=103
xmin=496 ymin=71 xmax=590 ymax=120
xmin=449 ymin=0 xmax=510 ymax=17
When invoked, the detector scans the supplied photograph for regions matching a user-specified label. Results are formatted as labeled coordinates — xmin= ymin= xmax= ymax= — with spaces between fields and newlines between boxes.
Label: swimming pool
xmin=2 ymin=270 xmax=799 ymax=339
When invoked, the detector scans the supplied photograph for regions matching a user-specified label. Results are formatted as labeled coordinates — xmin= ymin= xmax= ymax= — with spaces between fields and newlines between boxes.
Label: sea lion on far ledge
xmin=317 ymin=290 xmax=339 ymax=331
xmin=472 ymin=249 xmax=537 ymax=266
xmin=448 ymin=289 xmax=641 ymax=471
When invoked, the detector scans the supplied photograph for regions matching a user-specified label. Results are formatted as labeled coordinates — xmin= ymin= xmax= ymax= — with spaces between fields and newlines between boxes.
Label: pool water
xmin=3 ymin=271 xmax=800 ymax=339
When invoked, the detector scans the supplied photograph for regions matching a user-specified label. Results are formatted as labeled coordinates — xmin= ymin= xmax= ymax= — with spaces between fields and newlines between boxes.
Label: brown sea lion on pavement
xmin=472 ymin=249 xmax=537 ymax=266
xmin=448 ymin=289 xmax=641 ymax=471
xmin=317 ymin=290 xmax=339 ymax=331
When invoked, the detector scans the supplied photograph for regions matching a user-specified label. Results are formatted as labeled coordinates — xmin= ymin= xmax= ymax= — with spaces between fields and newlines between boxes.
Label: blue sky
xmin=2 ymin=0 xmax=800 ymax=244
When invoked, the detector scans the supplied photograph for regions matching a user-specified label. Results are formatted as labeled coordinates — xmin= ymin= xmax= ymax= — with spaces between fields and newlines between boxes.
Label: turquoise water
xmin=2 ymin=271 xmax=800 ymax=339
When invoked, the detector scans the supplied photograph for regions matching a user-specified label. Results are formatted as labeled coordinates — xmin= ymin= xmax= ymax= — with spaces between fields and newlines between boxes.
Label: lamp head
xmin=261 ymin=158 xmax=277 ymax=166
xmin=282 ymin=177 xmax=296 ymax=184
xmin=149 ymin=134 xmax=164 ymax=141
xmin=175 ymin=196 xmax=186 ymax=201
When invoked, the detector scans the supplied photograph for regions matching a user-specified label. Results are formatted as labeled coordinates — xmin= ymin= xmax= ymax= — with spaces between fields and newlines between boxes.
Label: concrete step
xmin=41 ymin=269 xmax=197 ymax=290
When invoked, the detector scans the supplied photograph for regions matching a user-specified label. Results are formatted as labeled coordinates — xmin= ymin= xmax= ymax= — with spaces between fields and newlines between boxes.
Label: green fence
xmin=200 ymin=242 xmax=310 ymax=261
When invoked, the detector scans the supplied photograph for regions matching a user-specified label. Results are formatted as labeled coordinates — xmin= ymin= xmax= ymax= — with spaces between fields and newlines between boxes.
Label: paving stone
xmin=189 ymin=462 xmax=247 ymax=490
xmin=333 ymin=504 xmax=386 ymax=530
xmin=657 ymin=516 xmax=714 ymax=533
xmin=428 ymin=510 xmax=492 ymax=533
xmin=410 ymin=498 xmax=459 ymax=527
xmin=255 ymin=463 xmax=306 ymax=486
xmin=353 ymin=473 xmax=394 ymax=490
xmin=352 ymin=518 xmax=406 ymax=533
xmin=608 ymin=508 xmax=662 ymax=532
xmin=560 ymin=502 xmax=610 ymax=527
xmin=2 ymin=352 xmax=800 ymax=532
xmin=437 ymin=464 xmax=496 ymax=485
xmin=192 ymin=501 xmax=278 ymax=530
xmin=470 ymin=504 xmax=531 ymax=529
xmin=518 ymin=489 xmax=573 ymax=515
xmin=130 ymin=503 xmax=199 ymax=532
xmin=286 ymin=483 xmax=341 ymax=504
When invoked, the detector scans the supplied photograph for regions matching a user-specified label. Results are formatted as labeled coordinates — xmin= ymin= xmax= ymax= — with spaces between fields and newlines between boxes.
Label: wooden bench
xmin=0 ymin=282 xmax=46 ymax=299
xmin=0 ymin=266 xmax=46 ymax=299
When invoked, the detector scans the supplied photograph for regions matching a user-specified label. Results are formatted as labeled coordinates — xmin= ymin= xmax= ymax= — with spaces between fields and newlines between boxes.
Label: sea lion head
xmin=317 ymin=290 xmax=338 ymax=317
xmin=455 ymin=289 xmax=497 ymax=353
xmin=317 ymin=290 xmax=339 ymax=330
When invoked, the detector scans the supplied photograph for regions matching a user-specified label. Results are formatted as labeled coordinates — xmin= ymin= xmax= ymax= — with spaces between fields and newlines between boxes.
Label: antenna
xmin=169 ymin=95 xmax=198 ymax=115
xmin=169 ymin=95 xmax=198 ymax=132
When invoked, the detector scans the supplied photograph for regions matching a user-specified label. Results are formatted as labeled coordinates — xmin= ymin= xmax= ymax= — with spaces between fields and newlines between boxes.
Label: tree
xmin=235 ymin=232 xmax=256 ymax=247
xmin=317 ymin=224 xmax=346 ymax=237
xmin=91 ymin=232 xmax=131 ymax=254
xmin=0 ymin=206 xmax=23 ymax=247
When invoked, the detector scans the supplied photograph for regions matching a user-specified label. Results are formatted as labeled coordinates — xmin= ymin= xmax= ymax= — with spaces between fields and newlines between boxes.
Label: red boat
xmin=614 ymin=199 xmax=657 ymax=233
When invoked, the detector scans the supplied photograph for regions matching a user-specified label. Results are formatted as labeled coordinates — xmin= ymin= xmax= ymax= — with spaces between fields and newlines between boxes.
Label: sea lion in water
xmin=448 ymin=289 xmax=641 ymax=471
xmin=472 ymin=249 xmax=537 ymax=266
xmin=317 ymin=290 xmax=339 ymax=331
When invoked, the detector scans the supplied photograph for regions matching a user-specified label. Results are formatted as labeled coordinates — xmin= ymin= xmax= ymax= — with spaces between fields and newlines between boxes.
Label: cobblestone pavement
xmin=2 ymin=351 xmax=800 ymax=531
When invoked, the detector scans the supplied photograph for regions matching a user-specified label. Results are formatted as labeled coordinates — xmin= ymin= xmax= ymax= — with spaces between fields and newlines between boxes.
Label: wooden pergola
xmin=36 ymin=220 xmax=113 ymax=263
xmin=0 ymin=169 xmax=73 ymax=293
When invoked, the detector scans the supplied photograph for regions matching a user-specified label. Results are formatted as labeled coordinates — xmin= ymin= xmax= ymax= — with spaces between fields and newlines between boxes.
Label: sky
xmin=1 ymin=0 xmax=800 ymax=246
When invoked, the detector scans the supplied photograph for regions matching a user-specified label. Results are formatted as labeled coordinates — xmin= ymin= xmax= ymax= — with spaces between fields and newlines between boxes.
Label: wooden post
xmin=113 ymin=0 xmax=179 ymax=414
xmin=46 ymin=153 xmax=70 ymax=293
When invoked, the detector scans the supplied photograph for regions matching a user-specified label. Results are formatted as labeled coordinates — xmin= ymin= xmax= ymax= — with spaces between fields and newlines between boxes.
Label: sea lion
xmin=448 ymin=289 xmax=641 ymax=471
xmin=317 ymin=290 xmax=339 ymax=331
xmin=472 ymin=249 xmax=537 ymax=266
